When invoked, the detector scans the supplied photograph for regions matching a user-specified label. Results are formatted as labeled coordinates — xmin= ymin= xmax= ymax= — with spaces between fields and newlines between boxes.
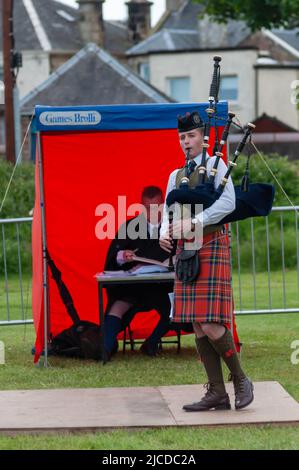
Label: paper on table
xmin=96 ymin=264 xmax=169 ymax=277
xmin=129 ymin=264 xmax=169 ymax=275
xmin=97 ymin=270 xmax=127 ymax=277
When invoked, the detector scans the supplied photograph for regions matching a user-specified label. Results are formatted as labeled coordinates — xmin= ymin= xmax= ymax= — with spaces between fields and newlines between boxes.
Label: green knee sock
xmin=195 ymin=336 xmax=226 ymax=394
xmin=209 ymin=329 xmax=245 ymax=379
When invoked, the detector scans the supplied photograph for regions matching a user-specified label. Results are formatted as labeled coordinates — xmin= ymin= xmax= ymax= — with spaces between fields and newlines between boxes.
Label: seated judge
xmin=103 ymin=185 xmax=192 ymax=360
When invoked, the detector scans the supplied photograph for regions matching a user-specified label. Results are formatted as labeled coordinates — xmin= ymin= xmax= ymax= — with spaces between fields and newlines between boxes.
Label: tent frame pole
xmin=37 ymin=132 xmax=49 ymax=367
xmin=227 ymin=139 xmax=234 ymax=334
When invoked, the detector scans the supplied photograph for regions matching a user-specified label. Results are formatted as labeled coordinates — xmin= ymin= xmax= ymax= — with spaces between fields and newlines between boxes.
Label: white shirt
xmin=160 ymin=153 xmax=235 ymax=237
xmin=147 ymin=222 xmax=160 ymax=238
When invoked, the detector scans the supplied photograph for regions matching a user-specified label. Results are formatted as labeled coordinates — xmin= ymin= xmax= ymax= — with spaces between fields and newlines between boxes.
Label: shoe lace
xmin=203 ymin=382 xmax=216 ymax=397
xmin=231 ymin=375 xmax=246 ymax=394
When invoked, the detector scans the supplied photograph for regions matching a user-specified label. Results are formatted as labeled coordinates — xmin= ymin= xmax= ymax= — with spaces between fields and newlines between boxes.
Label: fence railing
xmin=0 ymin=208 xmax=298 ymax=325
xmin=0 ymin=217 xmax=33 ymax=326
xmin=231 ymin=206 xmax=299 ymax=315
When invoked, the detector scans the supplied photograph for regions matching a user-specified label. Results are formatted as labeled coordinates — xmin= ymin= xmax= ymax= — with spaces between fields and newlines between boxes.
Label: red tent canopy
xmin=32 ymin=103 xmax=236 ymax=362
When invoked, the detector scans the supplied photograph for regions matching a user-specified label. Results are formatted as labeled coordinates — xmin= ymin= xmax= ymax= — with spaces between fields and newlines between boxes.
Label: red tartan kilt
xmin=173 ymin=230 xmax=232 ymax=324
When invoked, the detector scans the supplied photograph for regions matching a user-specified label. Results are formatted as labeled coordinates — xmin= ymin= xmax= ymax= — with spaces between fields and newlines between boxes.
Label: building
xmin=0 ymin=0 xmax=154 ymax=99
xmin=127 ymin=0 xmax=299 ymax=131
xmin=229 ymin=113 xmax=299 ymax=161
xmin=0 ymin=0 xmax=154 ymax=155
xmin=20 ymin=42 xmax=173 ymax=160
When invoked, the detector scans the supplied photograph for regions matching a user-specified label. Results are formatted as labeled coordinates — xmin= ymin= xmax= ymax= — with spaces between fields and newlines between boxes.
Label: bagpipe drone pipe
xmin=166 ymin=56 xmax=275 ymax=225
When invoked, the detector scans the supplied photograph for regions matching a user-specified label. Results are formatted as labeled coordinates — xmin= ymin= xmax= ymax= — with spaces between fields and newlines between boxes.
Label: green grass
xmin=0 ymin=274 xmax=32 ymax=323
xmin=232 ymin=269 xmax=299 ymax=311
xmin=0 ymin=272 xmax=298 ymax=449
xmin=1 ymin=270 xmax=298 ymax=322
xmin=0 ymin=312 xmax=299 ymax=450
xmin=0 ymin=425 xmax=298 ymax=450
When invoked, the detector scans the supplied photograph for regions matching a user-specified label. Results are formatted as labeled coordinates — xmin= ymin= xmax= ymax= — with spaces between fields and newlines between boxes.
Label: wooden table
xmin=95 ymin=272 xmax=175 ymax=364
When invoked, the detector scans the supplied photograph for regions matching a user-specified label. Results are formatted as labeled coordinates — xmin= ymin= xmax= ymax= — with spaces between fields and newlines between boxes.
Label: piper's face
xmin=178 ymin=128 xmax=204 ymax=159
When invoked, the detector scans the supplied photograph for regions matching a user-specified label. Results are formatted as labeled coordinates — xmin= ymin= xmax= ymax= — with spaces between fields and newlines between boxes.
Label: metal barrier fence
xmin=0 ymin=217 xmax=33 ymax=326
xmin=0 ymin=208 xmax=298 ymax=325
xmin=231 ymin=206 xmax=299 ymax=315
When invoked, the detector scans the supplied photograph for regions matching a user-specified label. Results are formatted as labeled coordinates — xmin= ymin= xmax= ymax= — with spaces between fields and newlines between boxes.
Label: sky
xmin=58 ymin=0 xmax=166 ymax=26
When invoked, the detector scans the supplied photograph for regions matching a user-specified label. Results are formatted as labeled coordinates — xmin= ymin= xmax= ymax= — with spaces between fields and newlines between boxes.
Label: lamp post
xmin=2 ymin=0 xmax=22 ymax=163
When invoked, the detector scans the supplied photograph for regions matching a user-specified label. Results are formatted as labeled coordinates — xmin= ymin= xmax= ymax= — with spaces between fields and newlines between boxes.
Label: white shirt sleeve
xmin=160 ymin=170 xmax=178 ymax=238
xmin=200 ymin=157 xmax=236 ymax=227
xmin=116 ymin=250 xmax=126 ymax=266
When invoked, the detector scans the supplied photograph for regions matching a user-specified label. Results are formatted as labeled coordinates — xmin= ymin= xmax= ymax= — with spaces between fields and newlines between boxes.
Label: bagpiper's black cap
xmin=177 ymin=111 xmax=204 ymax=132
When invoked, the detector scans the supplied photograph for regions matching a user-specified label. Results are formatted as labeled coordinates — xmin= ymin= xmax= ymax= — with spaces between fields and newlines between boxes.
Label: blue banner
xmin=35 ymin=102 xmax=228 ymax=132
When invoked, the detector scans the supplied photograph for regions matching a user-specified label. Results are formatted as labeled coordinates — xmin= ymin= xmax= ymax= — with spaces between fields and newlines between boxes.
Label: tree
xmin=193 ymin=0 xmax=299 ymax=31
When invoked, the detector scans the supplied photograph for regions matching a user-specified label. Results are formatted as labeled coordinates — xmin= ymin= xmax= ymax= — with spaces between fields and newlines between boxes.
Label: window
xmin=138 ymin=62 xmax=150 ymax=82
xmin=220 ymin=75 xmax=238 ymax=101
xmin=166 ymin=77 xmax=191 ymax=102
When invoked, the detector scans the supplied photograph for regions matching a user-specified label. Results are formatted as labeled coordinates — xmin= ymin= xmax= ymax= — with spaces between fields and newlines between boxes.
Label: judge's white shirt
xmin=160 ymin=154 xmax=235 ymax=237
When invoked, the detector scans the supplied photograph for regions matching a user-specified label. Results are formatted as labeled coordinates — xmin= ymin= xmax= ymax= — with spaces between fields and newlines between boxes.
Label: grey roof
xmin=127 ymin=0 xmax=299 ymax=58
xmin=162 ymin=0 xmax=204 ymax=30
xmin=127 ymin=29 xmax=199 ymax=54
xmin=271 ymin=28 xmax=299 ymax=52
xmin=31 ymin=0 xmax=82 ymax=51
xmin=127 ymin=0 xmax=250 ymax=55
xmin=104 ymin=21 xmax=133 ymax=57
xmin=20 ymin=43 xmax=172 ymax=114
xmin=0 ymin=0 xmax=133 ymax=56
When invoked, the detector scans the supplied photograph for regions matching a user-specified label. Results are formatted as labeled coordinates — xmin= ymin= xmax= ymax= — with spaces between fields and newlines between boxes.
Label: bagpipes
xmin=166 ymin=56 xmax=275 ymax=282
xmin=166 ymin=55 xmax=275 ymax=226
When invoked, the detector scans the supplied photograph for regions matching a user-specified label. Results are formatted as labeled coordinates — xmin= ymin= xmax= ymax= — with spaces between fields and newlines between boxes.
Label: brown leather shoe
xmin=183 ymin=384 xmax=231 ymax=412
xmin=232 ymin=375 xmax=254 ymax=410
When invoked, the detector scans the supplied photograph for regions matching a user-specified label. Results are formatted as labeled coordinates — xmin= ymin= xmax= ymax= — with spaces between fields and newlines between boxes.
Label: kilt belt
xmin=203 ymin=224 xmax=224 ymax=236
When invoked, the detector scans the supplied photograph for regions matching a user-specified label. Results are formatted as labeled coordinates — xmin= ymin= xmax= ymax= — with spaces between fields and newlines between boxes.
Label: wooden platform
xmin=0 ymin=382 xmax=298 ymax=433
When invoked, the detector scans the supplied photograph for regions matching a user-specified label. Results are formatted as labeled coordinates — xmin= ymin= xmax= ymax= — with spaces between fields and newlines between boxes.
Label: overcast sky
xmin=58 ymin=0 xmax=166 ymax=26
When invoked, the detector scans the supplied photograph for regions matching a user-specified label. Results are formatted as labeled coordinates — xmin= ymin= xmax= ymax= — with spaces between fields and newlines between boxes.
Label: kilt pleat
xmin=173 ymin=230 xmax=232 ymax=324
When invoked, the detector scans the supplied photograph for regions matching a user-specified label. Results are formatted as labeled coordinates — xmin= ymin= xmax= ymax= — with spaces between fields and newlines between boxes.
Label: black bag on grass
xmin=46 ymin=250 xmax=102 ymax=361
xmin=51 ymin=320 xmax=102 ymax=360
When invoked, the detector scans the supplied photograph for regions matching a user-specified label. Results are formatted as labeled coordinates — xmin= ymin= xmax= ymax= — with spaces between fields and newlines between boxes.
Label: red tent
xmin=32 ymin=102 xmax=238 ymax=363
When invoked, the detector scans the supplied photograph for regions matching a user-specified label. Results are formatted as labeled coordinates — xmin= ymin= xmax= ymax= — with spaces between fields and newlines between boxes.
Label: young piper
xmin=159 ymin=111 xmax=254 ymax=411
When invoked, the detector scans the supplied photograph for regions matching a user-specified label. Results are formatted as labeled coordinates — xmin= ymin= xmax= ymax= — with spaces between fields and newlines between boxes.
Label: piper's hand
xmin=159 ymin=235 xmax=173 ymax=253
xmin=171 ymin=218 xmax=195 ymax=239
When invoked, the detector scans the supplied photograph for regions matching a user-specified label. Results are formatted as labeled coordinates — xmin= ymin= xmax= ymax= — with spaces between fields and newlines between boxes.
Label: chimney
xmin=77 ymin=0 xmax=105 ymax=47
xmin=126 ymin=0 xmax=153 ymax=44
xmin=166 ymin=0 xmax=185 ymax=12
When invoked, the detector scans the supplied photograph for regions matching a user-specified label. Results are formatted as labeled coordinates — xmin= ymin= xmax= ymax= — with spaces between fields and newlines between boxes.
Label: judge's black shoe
xmin=232 ymin=375 xmax=254 ymax=410
xmin=183 ymin=384 xmax=231 ymax=412
xmin=101 ymin=341 xmax=119 ymax=363
xmin=111 ymin=340 xmax=119 ymax=357
xmin=140 ymin=340 xmax=159 ymax=357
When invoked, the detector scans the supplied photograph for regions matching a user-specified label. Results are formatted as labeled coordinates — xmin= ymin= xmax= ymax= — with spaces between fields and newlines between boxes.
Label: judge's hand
xmin=159 ymin=234 xmax=173 ymax=253
xmin=123 ymin=250 xmax=136 ymax=262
